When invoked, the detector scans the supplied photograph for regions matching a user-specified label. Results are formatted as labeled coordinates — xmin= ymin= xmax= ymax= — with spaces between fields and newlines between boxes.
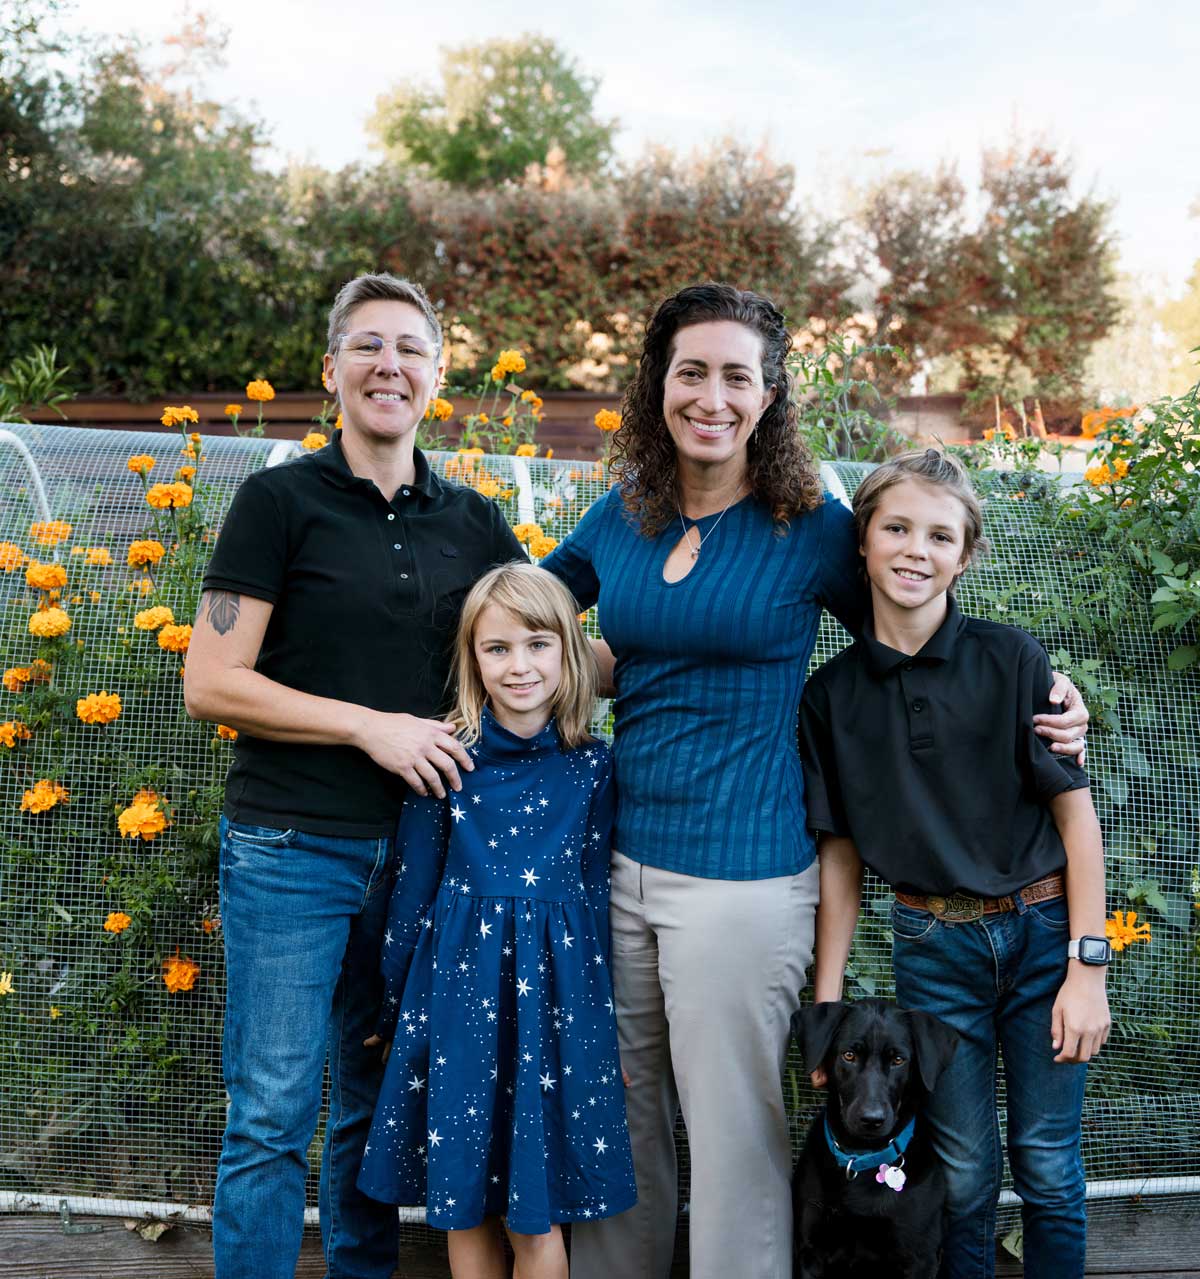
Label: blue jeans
xmin=891 ymin=894 xmax=1087 ymax=1279
xmin=212 ymin=818 xmax=398 ymax=1279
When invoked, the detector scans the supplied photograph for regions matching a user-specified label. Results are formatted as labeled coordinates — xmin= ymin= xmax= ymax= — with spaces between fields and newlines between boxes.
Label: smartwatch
xmin=1067 ymin=936 xmax=1112 ymax=966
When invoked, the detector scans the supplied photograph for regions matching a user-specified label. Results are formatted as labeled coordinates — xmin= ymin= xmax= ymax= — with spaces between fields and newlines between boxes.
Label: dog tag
xmin=875 ymin=1162 xmax=907 ymax=1192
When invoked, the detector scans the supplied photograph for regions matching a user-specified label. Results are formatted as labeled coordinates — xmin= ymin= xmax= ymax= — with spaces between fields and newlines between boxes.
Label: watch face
xmin=1079 ymin=936 xmax=1110 ymax=964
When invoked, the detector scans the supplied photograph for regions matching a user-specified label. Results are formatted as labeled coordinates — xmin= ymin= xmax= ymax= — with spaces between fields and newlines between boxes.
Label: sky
xmin=59 ymin=0 xmax=1200 ymax=295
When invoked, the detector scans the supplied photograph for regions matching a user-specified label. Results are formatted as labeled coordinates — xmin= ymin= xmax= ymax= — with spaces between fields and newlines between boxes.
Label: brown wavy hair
xmin=610 ymin=282 xmax=823 ymax=535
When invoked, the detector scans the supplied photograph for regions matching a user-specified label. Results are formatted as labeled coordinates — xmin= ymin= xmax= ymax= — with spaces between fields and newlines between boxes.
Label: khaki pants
xmin=571 ymin=852 xmax=819 ymax=1279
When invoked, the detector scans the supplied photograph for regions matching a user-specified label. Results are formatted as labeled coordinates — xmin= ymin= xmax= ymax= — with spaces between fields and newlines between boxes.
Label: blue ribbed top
xmin=542 ymin=485 xmax=862 ymax=880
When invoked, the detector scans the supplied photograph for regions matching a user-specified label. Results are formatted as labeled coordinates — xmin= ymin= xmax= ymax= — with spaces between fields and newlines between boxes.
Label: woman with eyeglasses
xmin=184 ymin=273 xmax=524 ymax=1279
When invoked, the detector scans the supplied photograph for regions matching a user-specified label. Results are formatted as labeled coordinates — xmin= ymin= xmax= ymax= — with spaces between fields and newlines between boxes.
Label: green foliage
xmin=369 ymin=35 xmax=615 ymax=186
xmin=0 ymin=345 xmax=73 ymax=423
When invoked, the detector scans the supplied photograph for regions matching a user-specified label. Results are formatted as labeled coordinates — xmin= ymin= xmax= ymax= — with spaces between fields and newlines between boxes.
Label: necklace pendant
xmin=691 ymin=548 xmax=700 ymax=558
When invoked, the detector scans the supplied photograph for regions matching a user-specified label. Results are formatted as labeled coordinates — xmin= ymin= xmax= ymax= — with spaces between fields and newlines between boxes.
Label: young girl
xmin=798 ymin=449 xmax=1111 ymax=1279
xmin=357 ymin=562 xmax=636 ymax=1278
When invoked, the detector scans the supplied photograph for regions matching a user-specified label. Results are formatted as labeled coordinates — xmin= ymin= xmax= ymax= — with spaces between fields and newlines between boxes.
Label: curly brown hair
xmin=609 ymin=282 xmax=823 ymax=535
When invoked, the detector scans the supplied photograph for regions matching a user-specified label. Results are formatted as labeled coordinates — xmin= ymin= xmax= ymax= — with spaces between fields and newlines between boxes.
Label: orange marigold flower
xmin=476 ymin=479 xmax=501 ymax=498
xmin=216 ymin=723 xmax=239 ymax=741
xmin=494 ymin=349 xmax=526 ymax=376
xmin=134 ymin=605 xmax=175 ymax=630
xmin=127 ymin=454 xmax=157 ymax=474
xmin=545 ymin=448 xmax=553 ymax=459
xmin=162 ymin=951 xmax=200 ymax=993
xmin=25 ymin=561 xmax=68 ymax=591
xmin=0 ymin=542 xmax=26 ymax=572
xmin=145 ymin=482 xmax=194 ymax=510
xmin=224 ymin=404 xmax=243 ymax=418
xmin=515 ymin=443 xmax=537 ymax=457
xmin=300 ymin=432 xmax=328 ymax=451
xmin=157 ymin=623 xmax=192 ymax=653
xmin=29 ymin=520 xmax=72 ymax=547
xmin=201 ymin=916 xmax=219 ymax=933
xmin=85 ymin=547 xmax=113 ymax=566
xmin=21 ymin=778 xmax=69 ymax=814
xmin=502 ymin=416 xmax=513 ymax=428
xmin=181 ymin=443 xmax=201 ymax=459
xmin=529 ymin=534 xmax=559 ymax=558
xmin=76 ymin=691 xmax=122 ymax=725
xmin=90 ymin=590 xmax=101 ymax=602
xmin=511 ymin=522 xmax=544 ymax=544
xmin=477 ymin=413 xmax=489 ymax=426
xmin=459 ymin=446 xmax=485 ymax=457
xmin=189 ymin=431 xmax=201 ymax=443
xmin=0 ymin=720 xmax=32 ymax=748
xmin=425 ymin=397 xmax=454 ymax=422
xmin=1105 ymin=909 xmax=1152 ymax=953
xmin=177 ymin=465 xmax=197 ymax=481
xmin=1112 ymin=457 xmax=1130 ymax=479
xmin=159 ymin=405 xmax=198 ymax=427
xmin=29 ymin=607 xmax=72 ymax=638
xmin=594 ymin=409 xmax=621 ymax=432
xmin=118 ymin=799 xmax=168 ymax=841
xmin=103 ymin=911 xmax=132 ymax=934
xmin=246 ymin=379 xmax=275 ymax=402
xmin=127 ymin=539 xmax=166 ymax=567
xmin=982 ymin=424 xmax=1016 ymax=442
xmin=1085 ymin=461 xmax=1112 ymax=488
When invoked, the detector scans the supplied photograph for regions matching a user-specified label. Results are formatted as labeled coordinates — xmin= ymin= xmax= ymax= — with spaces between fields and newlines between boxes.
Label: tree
xmin=369 ymin=35 xmax=615 ymax=186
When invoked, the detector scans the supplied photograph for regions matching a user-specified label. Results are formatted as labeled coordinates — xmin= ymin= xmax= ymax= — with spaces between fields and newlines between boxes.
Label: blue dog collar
xmin=823 ymin=1108 xmax=916 ymax=1179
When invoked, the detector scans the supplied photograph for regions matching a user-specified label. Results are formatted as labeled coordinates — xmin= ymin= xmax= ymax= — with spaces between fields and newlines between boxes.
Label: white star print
xmin=488 ymin=838 xmax=498 ymax=849
xmin=522 ymin=867 xmax=540 ymax=887
xmin=428 ymin=1128 xmax=442 ymax=1147
xmin=572 ymin=1109 xmax=581 ymax=1120
xmin=539 ymin=796 xmax=549 ymax=807
xmin=510 ymin=826 xmax=520 ymax=836
xmin=523 ymin=804 xmax=534 ymax=814
xmin=594 ymin=954 xmax=604 ymax=964
xmin=561 ymin=930 xmax=574 ymax=948
xmin=459 ymin=961 xmax=469 ymax=972
xmin=386 ymin=1117 xmax=397 ymax=1128
xmin=383 ymin=929 xmax=393 ymax=946
xmin=408 ymin=1074 xmax=426 ymax=1093
xmin=495 ymin=902 xmax=504 ymax=913
xmin=471 ymin=794 xmax=481 ymax=804
xmin=446 ymin=1196 xmax=456 ymax=1207
xmin=437 ymin=1053 xmax=447 ymax=1066
xmin=593 ymin=1137 xmax=607 ymax=1154
xmin=517 ymin=977 xmax=531 ymax=997
xmin=480 ymin=920 xmax=493 ymax=939
xmin=563 ymin=1065 xmax=572 ymax=1076
xmin=539 ymin=1072 xmax=557 ymax=1091
xmin=450 ymin=803 xmax=465 ymax=823
xmin=523 ymin=1050 xmax=534 ymax=1063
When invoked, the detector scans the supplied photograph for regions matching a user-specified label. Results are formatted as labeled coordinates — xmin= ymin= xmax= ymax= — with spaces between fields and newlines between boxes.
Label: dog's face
xmin=793 ymin=1000 xmax=958 ymax=1143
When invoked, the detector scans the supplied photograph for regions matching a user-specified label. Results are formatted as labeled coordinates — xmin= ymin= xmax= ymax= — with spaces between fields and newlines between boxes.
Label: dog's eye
xmin=892 ymin=1054 xmax=907 ymax=1066
xmin=841 ymin=1050 xmax=856 ymax=1063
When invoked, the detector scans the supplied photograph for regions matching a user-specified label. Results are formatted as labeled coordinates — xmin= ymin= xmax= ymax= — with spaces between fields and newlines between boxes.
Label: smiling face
xmin=472 ymin=603 xmax=564 ymax=738
xmin=322 ymin=299 xmax=445 ymax=446
xmin=661 ymin=320 xmax=776 ymax=480
xmin=861 ymin=478 xmax=970 ymax=623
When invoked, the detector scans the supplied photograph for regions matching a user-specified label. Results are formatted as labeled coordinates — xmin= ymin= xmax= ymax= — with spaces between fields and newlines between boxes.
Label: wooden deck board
xmin=1 ymin=1210 xmax=1196 ymax=1277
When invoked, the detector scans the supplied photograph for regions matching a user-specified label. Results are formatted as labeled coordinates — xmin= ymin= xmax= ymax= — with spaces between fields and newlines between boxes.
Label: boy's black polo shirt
xmin=203 ymin=437 xmax=523 ymax=837
xmin=798 ymin=596 xmax=1090 ymax=897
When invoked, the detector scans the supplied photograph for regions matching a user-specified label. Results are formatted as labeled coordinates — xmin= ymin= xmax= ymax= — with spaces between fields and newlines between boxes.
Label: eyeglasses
xmin=336 ymin=332 xmax=435 ymax=367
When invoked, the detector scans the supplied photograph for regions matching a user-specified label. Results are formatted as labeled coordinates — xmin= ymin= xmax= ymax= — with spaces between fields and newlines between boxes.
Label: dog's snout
xmin=858 ymin=1107 xmax=888 ymax=1132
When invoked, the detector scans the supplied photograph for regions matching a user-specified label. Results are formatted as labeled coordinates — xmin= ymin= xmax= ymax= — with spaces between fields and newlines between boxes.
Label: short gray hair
xmin=326 ymin=272 xmax=443 ymax=362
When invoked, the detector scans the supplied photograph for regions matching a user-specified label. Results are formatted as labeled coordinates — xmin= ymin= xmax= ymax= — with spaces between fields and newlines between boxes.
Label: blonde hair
xmin=451 ymin=562 xmax=598 ymax=749
xmin=853 ymin=447 xmax=990 ymax=585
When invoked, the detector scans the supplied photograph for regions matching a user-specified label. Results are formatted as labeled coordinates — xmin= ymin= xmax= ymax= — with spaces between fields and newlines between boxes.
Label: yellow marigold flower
xmin=85 ymin=547 xmax=113 ymax=566
xmin=502 ymin=416 xmax=513 ymax=428
xmin=1085 ymin=462 xmax=1112 ymax=488
xmin=545 ymin=448 xmax=554 ymax=459
xmin=103 ymin=911 xmax=132 ymax=934
xmin=162 ymin=951 xmax=200 ymax=993
xmin=246 ymin=379 xmax=276 ymax=402
xmin=1105 ymin=909 xmax=1152 ymax=952
xmin=127 ymin=454 xmax=157 ymax=474
xmin=132 ymin=788 xmax=160 ymax=806
xmin=181 ymin=443 xmax=200 ymax=459
xmin=90 ymin=590 xmax=101 ymax=603
xmin=0 ymin=720 xmax=32 ymax=748
xmin=76 ymin=691 xmax=122 ymax=725
xmin=161 ymin=407 xmax=181 ymax=427
xmin=177 ymin=465 xmax=197 ymax=481
xmin=134 ymin=605 xmax=175 ymax=630
xmin=0 ymin=972 xmax=13 ymax=997
xmin=0 ymin=541 xmax=26 ymax=572
xmin=459 ymin=446 xmax=486 ymax=456
xmin=529 ymin=534 xmax=559 ymax=558
xmin=594 ymin=409 xmax=621 ymax=432
xmin=118 ymin=799 xmax=168 ymax=841
xmin=495 ymin=349 xmax=527 ymax=376
xmin=189 ymin=431 xmax=201 ymax=443
xmin=300 ymin=432 xmax=328 ymax=451
xmin=511 ymin=522 xmax=544 ymax=544
xmin=50 ymin=1004 xmax=61 ymax=1018
xmin=983 ymin=425 xmax=1016 ymax=442
xmin=202 ymin=917 xmax=219 ymax=933
xmin=29 ymin=520 xmax=72 ymax=547
xmin=157 ymin=623 xmax=192 ymax=653
xmin=20 ymin=778 xmax=69 ymax=814
xmin=146 ymin=482 xmax=194 ymax=510
xmin=477 ymin=414 xmax=489 ymax=426
xmin=515 ymin=443 xmax=537 ymax=457
xmin=491 ymin=364 xmax=505 ymax=383
xmin=477 ymin=479 xmax=501 ymax=498
xmin=529 ymin=395 xmax=543 ymax=412
xmin=520 ymin=390 xmax=536 ymax=403
xmin=224 ymin=404 xmax=243 ymax=418
xmin=1112 ymin=457 xmax=1130 ymax=479
xmin=216 ymin=723 xmax=239 ymax=741
xmin=127 ymin=539 xmax=166 ymax=567
xmin=128 ymin=576 xmax=154 ymax=595
xmin=25 ymin=561 xmax=68 ymax=591
xmin=29 ymin=607 xmax=72 ymax=638
xmin=425 ymin=397 xmax=454 ymax=421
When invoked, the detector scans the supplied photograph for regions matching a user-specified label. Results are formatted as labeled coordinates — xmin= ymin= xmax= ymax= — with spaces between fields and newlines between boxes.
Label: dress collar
xmin=473 ymin=705 xmax=561 ymax=762
xmin=859 ymin=594 xmax=966 ymax=676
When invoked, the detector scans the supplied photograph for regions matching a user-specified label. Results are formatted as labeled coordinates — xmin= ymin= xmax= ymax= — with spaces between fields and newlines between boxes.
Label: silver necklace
xmin=676 ymin=489 xmax=743 ymax=558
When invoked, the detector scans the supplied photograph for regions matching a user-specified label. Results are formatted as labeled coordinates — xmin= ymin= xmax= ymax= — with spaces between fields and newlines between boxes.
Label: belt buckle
xmin=928 ymin=893 xmax=985 ymax=923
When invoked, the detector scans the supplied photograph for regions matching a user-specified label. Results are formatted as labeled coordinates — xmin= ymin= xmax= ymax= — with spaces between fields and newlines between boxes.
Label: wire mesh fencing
xmin=0 ymin=426 xmax=1196 ymax=1236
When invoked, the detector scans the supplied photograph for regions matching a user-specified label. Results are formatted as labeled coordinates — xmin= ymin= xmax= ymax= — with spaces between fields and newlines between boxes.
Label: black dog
xmin=791 ymin=999 xmax=959 ymax=1279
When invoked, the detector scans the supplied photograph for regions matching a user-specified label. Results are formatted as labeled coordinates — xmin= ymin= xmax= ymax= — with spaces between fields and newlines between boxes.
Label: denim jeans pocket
xmin=1025 ymin=894 xmax=1070 ymax=930
xmin=225 ymin=821 xmax=297 ymax=848
xmin=890 ymin=900 xmax=938 ymax=942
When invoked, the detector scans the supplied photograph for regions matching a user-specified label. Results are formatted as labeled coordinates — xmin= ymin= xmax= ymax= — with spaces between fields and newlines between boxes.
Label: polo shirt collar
xmin=312 ymin=431 xmax=439 ymax=498
xmin=860 ymin=594 xmax=966 ymax=675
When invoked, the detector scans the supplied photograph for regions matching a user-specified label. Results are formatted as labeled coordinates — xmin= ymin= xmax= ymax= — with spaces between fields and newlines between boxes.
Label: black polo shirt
xmin=203 ymin=437 xmax=524 ymax=837
xmin=798 ymin=596 xmax=1090 ymax=896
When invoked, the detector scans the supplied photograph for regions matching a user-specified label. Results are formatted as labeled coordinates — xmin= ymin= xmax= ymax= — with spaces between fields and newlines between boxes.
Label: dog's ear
xmin=906 ymin=1009 xmax=959 ymax=1092
xmin=792 ymin=1001 xmax=850 ymax=1070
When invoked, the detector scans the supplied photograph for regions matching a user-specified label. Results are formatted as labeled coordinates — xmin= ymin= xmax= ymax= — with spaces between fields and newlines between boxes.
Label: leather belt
xmin=895 ymin=872 xmax=1065 ymax=924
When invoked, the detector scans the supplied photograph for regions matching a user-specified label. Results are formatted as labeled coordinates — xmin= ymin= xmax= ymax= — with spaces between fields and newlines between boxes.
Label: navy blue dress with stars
xmin=357 ymin=708 xmax=637 ymax=1234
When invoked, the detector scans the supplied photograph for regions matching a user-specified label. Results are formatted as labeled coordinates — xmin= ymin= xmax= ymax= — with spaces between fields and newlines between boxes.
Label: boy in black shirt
xmin=799 ymin=449 xmax=1110 ymax=1279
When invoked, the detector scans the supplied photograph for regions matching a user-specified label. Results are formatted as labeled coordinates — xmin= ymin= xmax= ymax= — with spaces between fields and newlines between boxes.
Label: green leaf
xmin=1103 ymin=774 xmax=1128 ymax=806
xmin=52 ymin=903 xmax=73 ymax=924
xmin=1126 ymin=879 xmax=1169 ymax=919
xmin=1149 ymin=588 xmax=1178 ymax=604
xmin=1167 ymin=645 xmax=1198 ymax=671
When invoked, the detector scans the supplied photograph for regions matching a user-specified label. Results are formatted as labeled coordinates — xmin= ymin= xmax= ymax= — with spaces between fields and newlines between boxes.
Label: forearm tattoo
xmin=205 ymin=590 xmax=241 ymax=636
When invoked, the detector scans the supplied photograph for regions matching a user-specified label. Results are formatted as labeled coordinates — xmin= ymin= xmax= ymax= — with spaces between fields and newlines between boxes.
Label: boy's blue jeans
xmin=891 ymin=893 xmax=1087 ymax=1279
xmin=212 ymin=817 xmax=399 ymax=1279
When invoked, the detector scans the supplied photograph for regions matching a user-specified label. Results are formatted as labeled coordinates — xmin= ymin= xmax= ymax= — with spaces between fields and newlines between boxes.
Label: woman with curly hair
xmin=542 ymin=282 xmax=1089 ymax=1279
